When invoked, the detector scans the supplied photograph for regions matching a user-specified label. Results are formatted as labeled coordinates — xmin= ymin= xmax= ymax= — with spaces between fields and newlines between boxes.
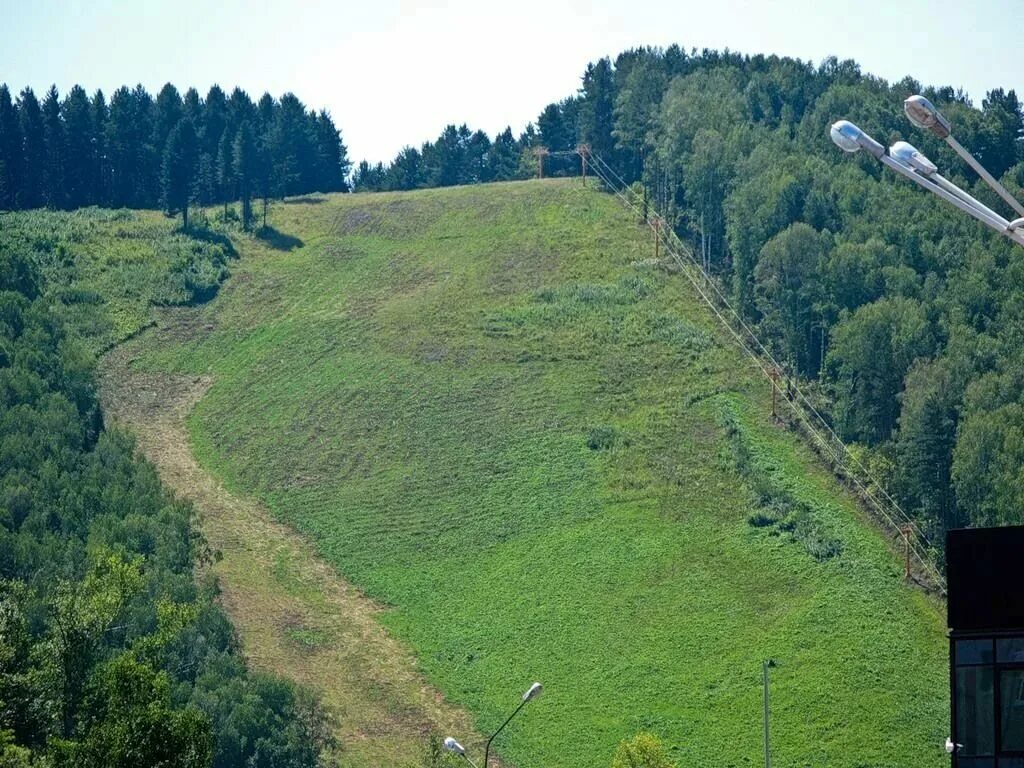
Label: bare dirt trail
xmin=100 ymin=342 xmax=479 ymax=768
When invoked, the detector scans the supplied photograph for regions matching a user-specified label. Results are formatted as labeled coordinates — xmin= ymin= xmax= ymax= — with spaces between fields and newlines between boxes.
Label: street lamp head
xmin=443 ymin=737 xmax=466 ymax=755
xmin=522 ymin=682 xmax=543 ymax=702
xmin=904 ymin=95 xmax=952 ymax=139
xmin=890 ymin=141 xmax=938 ymax=176
xmin=829 ymin=120 xmax=884 ymax=159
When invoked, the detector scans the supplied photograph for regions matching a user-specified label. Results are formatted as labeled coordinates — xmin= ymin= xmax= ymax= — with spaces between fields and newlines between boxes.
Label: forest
xmin=361 ymin=47 xmax=1024 ymax=546
xmin=0 ymin=83 xmax=349 ymax=229
xmin=0 ymin=213 xmax=332 ymax=765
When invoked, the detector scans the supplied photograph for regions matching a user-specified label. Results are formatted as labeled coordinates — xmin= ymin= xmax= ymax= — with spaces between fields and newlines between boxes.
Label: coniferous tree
xmin=182 ymin=87 xmax=202 ymax=124
xmin=578 ymin=58 xmax=617 ymax=168
xmin=255 ymin=132 xmax=273 ymax=228
xmin=227 ymin=87 xmax=256 ymax=137
xmin=153 ymin=83 xmax=184 ymax=154
xmin=216 ymin=128 xmax=234 ymax=214
xmin=105 ymin=86 xmax=136 ymax=207
xmin=134 ymin=85 xmax=158 ymax=205
xmin=537 ymin=103 xmax=571 ymax=152
xmin=17 ymin=88 xmax=45 ymax=209
xmin=271 ymin=93 xmax=315 ymax=196
xmin=194 ymin=152 xmax=215 ymax=206
xmin=256 ymin=92 xmax=276 ymax=135
xmin=62 ymin=85 xmax=95 ymax=208
xmin=41 ymin=86 xmax=67 ymax=208
xmin=487 ymin=127 xmax=520 ymax=181
xmin=202 ymin=85 xmax=228 ymax=158
xmin=386 ymin=147 xmax=423 ymax=190
xmin=160 ymin=118 xmax=198 ymax=229
xmin=233 ymin=120 xmax=257 ymax=230
xmin=91 ymin=90 xmax=109 ymax=205
xmin=0 ymin=85 xmax=24 ymax=209
xmin=313 ymin=110 xmax=348 ymax=192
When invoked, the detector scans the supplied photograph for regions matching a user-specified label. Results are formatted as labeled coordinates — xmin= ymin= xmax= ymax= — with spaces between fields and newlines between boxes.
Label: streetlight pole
xmin=763 ymin=659 xmax=776 ymax=768
xmin=904 ymin=94 xmax=1024 ymax=219
xmin=828 ymin=120 xmax=1024 ymax=249
xmin=445 ymin=682 xmax=543 ymax=768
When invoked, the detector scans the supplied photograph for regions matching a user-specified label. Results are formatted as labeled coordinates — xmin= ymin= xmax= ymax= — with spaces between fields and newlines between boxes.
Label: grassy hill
xmin=118 ymin=179 xmax=948 ymax=768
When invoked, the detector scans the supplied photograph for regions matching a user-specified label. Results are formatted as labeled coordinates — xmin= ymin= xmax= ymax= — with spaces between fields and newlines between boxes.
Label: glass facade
xmin=954 ymin=637 xmax=1024 ymax=767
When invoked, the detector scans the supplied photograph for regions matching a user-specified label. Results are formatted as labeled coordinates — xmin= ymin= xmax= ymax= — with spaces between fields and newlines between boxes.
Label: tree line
xmin=0 ymin=229 xmax=331 ymax=765
xmin=351 ymin=119 xmax=587 ymax=192
xmin=528 ymin=46 xmax=1024 ymax=543
xmin=0 ymin=83 xmax=350 ymax=229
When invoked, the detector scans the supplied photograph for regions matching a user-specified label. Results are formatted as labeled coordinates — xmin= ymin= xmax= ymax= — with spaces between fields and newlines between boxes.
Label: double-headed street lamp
xmin=444 ymin=682 xmax=543 ymax=768
xmin=830 ymin=95 xmax=1024 ymax=248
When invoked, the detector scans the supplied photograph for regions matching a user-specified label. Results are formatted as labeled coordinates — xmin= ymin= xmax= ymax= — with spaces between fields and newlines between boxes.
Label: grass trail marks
xmin=100 ymin=342 xmax=480 ymax=768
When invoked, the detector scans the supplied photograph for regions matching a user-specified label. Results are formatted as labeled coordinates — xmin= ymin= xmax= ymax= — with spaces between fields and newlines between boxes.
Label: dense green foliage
xmin=0 ymin=212 xmax=331 ymax=766
xmin=521 ymin=46 xmax=1024 ymax=544
xmin=351 ymin=124 xmax=537 ymax=191
xmin=128 ymin=181 xmax=947 ymax=768
xmin=0 ymin=82 xmax=350 ymax=227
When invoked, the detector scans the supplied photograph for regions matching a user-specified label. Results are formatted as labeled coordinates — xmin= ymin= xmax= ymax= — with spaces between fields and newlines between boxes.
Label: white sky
xmin=2 ymin=0 xmax=1022 ymax=165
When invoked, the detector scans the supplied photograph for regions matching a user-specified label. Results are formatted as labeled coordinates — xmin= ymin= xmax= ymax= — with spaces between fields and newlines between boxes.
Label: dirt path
xmin=100 ymin=347 xmax=479 ymax=768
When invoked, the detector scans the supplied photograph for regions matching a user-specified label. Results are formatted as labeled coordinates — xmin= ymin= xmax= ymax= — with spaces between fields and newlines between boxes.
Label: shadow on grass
xmin=256 ymin=226 xmax=304 ymax=251
xmin=188 ymin=226 xmax=238 ymax=258
xmin=282 ymin=195 xmax=327 ymax=205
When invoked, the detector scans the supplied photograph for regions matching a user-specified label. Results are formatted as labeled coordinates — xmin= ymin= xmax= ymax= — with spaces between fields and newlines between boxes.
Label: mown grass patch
xmin=124 ymin=179 xmax=948 ymax=768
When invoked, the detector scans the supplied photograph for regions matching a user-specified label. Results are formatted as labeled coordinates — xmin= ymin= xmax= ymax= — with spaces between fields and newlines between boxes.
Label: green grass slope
xmin=128 ymin=180 xmax=948 ymax=768
xmin=0 ymin=206 xmax=233 ymax=352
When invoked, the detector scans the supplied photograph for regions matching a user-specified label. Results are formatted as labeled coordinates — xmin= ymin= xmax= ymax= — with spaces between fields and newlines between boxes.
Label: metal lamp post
xmin=444 ymin=682 xmax=543 ymax=768
xmin=829 ymin=119 xmax=1024 ymax=248
xmin=903 ymin=94 xmax=1024 ymax=219
xmin=762 ymin=660 xmax=777 ymax=768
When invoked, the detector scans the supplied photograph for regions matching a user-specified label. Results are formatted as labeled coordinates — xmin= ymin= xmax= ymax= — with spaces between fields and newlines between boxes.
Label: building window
xmin=957 ymin=666 xmax=995 ymax=755
xmin=954 ymin=636 xmax=1024 ymax=766
xmin=1001 ymin=670 xmax=1024 ymax=752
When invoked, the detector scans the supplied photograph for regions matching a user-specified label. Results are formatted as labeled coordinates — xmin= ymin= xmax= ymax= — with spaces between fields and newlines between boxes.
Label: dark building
xmin=948 ymin=526 xmax=1024 ymax=768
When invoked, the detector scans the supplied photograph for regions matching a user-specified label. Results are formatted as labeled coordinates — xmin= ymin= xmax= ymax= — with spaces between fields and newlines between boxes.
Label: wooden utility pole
xmin=534 ymin=147 xmax=549 ymax=179
xmin=769 ymin=367 xmax=781 ymax=420
xmin=901 ymin=525 xmax=912 ymax=579
xmin=577 ymin=143 xmax=590 ymax=185
xmin=651 ymin=216 xmax=664 ymax=260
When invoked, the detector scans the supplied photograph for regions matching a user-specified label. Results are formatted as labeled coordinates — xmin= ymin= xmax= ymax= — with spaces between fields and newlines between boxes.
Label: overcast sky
xmin=3 ymin=0 xmax=1022 ymax=165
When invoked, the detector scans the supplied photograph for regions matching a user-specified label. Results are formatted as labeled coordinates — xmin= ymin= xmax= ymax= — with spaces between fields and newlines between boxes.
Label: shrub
xmin=611 ymin=732 xmax=676 ymax=768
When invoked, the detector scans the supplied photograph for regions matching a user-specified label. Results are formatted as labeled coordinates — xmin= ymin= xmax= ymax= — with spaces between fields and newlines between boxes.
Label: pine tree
xmin=105 ymin=87 xmax=136 ymax=207
xmin=271 ymin=93 xmax=315 ymax=197
xmin=487 ymin=127 xmax=520 ymax=181
xmin=202 ymin=85 xmax=228 ymax=158
xmin=0 ymin=85 xmax=24 ymax=209
xmin=153 ymin=83 xmax=184 ymax=154
xmin=255 ymin=133 xmax=272 ymax=228
xmin=233 ymin=121 xmax=257 ymax=230
xmin=41 ymin=86 xmax=67 ymax=209
xmin=62 ymin=85 xmax=95 ymax=208
xmin=130 ymin=85 xmax=157 ymax=206
xmin=160 ymin=118 xmax=198 ymax=229
xmin=18 ymin=87 xmax=46 ymax=209
xmin=182 ymin=87 xmax=202 ymax=124
xmin=313 ymin=110 xmax=348 ymax=192
xmin=227 ymin=88 xmax=256 ymax=136
xmin=216 ymin=129 xmax=234 ymax=214
xmin=256 ymin=92 xmax=276 ymax=135
xmin=578 ymin=57 xmax=617 ymax=167
xmin=91 ymin=90 xmax=109 ymax=205
xmin=194 ymin=153 xmax=215 ymax=207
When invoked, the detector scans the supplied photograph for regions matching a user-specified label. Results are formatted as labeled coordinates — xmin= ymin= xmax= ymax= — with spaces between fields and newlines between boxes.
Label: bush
xmin=611 ymin=732 xmax=676 ymax=768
